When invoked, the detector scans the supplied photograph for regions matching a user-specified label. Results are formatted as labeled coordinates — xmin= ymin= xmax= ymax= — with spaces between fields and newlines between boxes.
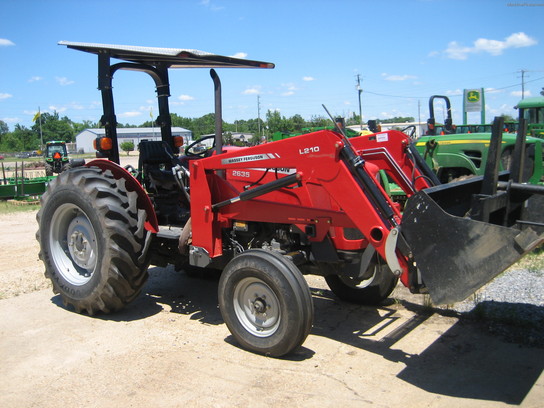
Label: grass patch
xmin=0 ymin=200 xmax=40 ymax=214
xmin=511 ymin=246 xmax=544 ymax=274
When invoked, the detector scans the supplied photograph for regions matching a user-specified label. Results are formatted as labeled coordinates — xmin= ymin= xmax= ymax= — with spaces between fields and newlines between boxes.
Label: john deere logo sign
xmin=467 ymin=91 xmax=480 ymax=102
xmin=464 ymin=88 xmax=483 ymax=112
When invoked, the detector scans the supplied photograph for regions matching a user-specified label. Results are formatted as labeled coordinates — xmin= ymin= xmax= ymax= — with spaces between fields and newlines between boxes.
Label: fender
xmin=86 ymin=159 xmax=159 ymax=233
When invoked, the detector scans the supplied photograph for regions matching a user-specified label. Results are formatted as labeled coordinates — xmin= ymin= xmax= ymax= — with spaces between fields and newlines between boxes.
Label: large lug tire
xmin=325 ymin=261 xmax=398 ymax=305
xmin=36 ymin=166 xmax=150 ymax=315
xmin=44 ymin=162 xmax=53 ymax=177
xmin=218 ymin=249 xmax=314 ymax=357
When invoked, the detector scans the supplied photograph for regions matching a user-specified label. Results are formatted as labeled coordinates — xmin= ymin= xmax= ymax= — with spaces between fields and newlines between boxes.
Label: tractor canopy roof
xmin=58 ymin=41 xmax=275 ymax=69
xmin=516 ymin=97 xmax=544 ymax=109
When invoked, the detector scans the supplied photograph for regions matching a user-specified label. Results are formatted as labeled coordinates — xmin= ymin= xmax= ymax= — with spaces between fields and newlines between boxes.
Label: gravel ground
xmin=451 ymin=268 xmax=544 ymax=313
xmin=439 ymin=266 xmax=544 ymax=347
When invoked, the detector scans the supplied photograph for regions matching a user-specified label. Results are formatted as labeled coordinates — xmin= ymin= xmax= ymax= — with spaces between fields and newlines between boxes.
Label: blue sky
xmin=1 ymin=0 xmax=543 ymax=130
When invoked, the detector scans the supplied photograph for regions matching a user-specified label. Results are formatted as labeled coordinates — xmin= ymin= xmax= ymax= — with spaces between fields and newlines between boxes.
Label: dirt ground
xmin=0 ymin=171 xmax=543 ymax=407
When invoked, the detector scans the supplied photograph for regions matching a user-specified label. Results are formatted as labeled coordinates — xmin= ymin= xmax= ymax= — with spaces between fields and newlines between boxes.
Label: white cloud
xmin=69 ymin=102 xmax=85 ymax=110
xmin=0 ymin=93 xmax=13 ymax=100
xmin=381 ymin=73 xmax=417 ymax=81
xmin=0 ymin=38 xmax=15 ymax=47
xmin=56 ymin=76 xmax=75 ymax=86
xmin=24 ymin=109 xmax=41 ymax=116
xmin=303 ymin=76 xmax=315 ymax=81
xmin=485 ymin=88 xmax=504 ymax=94
xmin=1 ymin=117 xmax=19 ymax=123
xmin=446 ymin=89 xmax=463 ymax=96
xmin=280 ymin=83 xmax=297 ymax=96
xmin=48 ymin=105 xmax=67 ymax=113
xmin=511 ymin=90 xmax=532 ymax=97
xmin=231 ymin=52 xmax=247 ymax=59
xmin=243 ymin=86 xmax=261 ymax=95
xmin=178 ymin=94 xmax=195 ymax=101
xmin=28 ymin=76 xmax=43 ymax=83
xmin=444 ymin=32 xmax=537 ymax=60
xmin=199 ymin=0 xmax=224 ymax=11
xmin=118 ymin=111 xmax=142 ymax=118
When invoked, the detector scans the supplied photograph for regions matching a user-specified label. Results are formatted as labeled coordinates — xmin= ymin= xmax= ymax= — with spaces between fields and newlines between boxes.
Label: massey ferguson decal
xmin=221 ymin=153 xmax=280 ymax=165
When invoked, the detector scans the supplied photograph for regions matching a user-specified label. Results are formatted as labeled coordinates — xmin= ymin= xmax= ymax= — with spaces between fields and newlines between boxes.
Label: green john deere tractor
xmin=414 ymin=95 xmax=543 ymax=184
xmin=44 ymin=141 xmax=70 ymax=176
xmin=516 ymin=96 xmax=544 ymax=140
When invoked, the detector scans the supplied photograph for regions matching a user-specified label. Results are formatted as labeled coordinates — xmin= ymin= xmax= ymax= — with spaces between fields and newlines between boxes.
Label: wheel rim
xmin=49 ymin=203 xmax=98 ymax=286
xmin=233 ymin=276 xmax=281 ymax=338
xmin=339 ymin=266 xmax=377 ymax=289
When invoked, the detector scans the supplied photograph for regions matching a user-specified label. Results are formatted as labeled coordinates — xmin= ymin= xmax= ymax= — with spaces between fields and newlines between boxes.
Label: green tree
xmin=307 ymin=115 xmax=329 ymax=128
xmin=0 ymin=120 xmax=8 ymax=135
xmin=0 ymin=120 xmax=8 ymax=145
xmin=0 ymin=124 xmax=38 ymax=152
xmin=501 ymin=114 xmax=516 ymax=122
xmin=120 ymin=141 xmax=135 ymax=156
xmin=289 ymin=114 xmax=306 ymax=132
xmin=31 ymin=111 xmax=75 ymax=143
xmin=266 ymin=110 xmax=281 ymax=133
xmin=73 ymin=120 xmax=98 ymax=134
xmin=192 ymin=113 xmax=217 ymax=138
xmin=170 ymin=113 xmax=194 ymax=130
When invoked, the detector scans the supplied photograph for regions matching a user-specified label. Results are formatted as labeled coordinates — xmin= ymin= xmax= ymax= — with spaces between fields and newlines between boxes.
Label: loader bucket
xmin=401 ymin=190 xmax=543 ymax=305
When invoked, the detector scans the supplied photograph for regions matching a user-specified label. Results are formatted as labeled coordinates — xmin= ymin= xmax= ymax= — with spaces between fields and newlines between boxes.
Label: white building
xmin=75 ymin=127 xmax=192 ymax=153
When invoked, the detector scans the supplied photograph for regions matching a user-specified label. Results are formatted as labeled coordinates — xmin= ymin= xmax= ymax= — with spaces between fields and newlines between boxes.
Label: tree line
xmin=0 ymin=110 xmax=413 ymax=153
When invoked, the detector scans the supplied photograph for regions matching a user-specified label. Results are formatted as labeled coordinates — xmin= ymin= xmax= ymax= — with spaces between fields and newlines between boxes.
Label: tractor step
xmin=156 ymin=226 xmax=183 ymax=240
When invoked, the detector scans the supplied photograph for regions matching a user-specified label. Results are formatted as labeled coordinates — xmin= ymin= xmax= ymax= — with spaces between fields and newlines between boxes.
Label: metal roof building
xmin=75 ymin=127 xmax=192 ymax=153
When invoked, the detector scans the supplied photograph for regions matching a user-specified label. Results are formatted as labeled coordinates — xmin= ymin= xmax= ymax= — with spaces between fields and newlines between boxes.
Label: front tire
xmin=325 ymin=257 xmax=398 ymax=305
xmin=36 ymin=166 xmax=150 ymax=314
xmin=218 ymin=250 xmax=314 ymax=357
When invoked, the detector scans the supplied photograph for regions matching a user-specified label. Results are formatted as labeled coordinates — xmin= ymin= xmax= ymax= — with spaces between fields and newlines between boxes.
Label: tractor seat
xmin=139 ymin=140 xmax=177 ymax=166
xmin=138 ymin=140 xmax=181 ymax=189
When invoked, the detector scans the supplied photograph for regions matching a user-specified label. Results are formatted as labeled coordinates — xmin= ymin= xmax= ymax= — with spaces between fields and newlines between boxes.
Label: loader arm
xmin=189 ymin=126 xmax=544 ymax=305
xmin=189 ymin=129 xmax=431 ymax=288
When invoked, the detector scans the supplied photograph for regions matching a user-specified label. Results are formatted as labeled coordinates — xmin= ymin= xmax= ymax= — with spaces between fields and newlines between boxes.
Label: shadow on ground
xmin=51 ymin=266 xmax=543 ymax=404
xmin=311 ymin=288 xmax=544 ymax=405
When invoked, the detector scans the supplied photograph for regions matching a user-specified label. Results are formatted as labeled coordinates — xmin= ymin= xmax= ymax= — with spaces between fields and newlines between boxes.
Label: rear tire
xmin=36 ymin=166 xmax=150 ymax=314
xmin=325 ymin=259 xmax=398 ymax=305
xmin=45 ymin=162 xmax=53 ymax=176
xmin=218 ymin=249 xmax=313 ymax=357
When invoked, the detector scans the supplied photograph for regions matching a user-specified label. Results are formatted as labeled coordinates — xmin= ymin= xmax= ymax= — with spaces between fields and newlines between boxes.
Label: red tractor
xmin=37 ymin=42 xmax=543 ymax=357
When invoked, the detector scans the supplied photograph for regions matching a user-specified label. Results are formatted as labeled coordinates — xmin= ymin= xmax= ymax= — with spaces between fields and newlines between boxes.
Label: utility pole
xmin=519 ymin=69 xmax=528 ymax=99
xmin=417 ymin=100 xmax=421 ymax=138
xmin=356 ymin=74 xmax=363 ymax=131
xmin=257 ymin=95 xmax=262 ymax=141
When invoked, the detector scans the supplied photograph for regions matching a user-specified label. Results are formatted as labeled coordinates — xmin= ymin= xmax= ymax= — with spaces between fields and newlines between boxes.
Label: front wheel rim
xmin=339 ymin=266 xmax=378 ymax=289
xmin=233 ymin=276 xmax=281 ymax=338
xmin=49 ymin=203 xmax=98 ymax=286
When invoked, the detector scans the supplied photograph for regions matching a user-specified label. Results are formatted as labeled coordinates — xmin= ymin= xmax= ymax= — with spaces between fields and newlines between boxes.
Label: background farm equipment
xmin=36 ymin=42 xmax=544 ymax=357
xmin=0 ymin=161 xmax=53 ymax=200
xmin=516 ymin=96 xmax=544 ymax=140
xmin=44 ymin=141 xmax=70 ymax=176
xmin=415 ymin=95 xmax=544 ymax=184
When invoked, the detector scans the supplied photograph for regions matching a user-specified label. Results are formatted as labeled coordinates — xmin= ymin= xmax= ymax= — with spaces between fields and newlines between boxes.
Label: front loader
xmin=36 ymin=42 xmax=544 ymax=357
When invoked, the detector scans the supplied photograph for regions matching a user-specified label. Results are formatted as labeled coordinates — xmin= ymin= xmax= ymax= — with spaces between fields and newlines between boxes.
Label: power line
xmin=363 ymin=75 xmax=544 ymax=100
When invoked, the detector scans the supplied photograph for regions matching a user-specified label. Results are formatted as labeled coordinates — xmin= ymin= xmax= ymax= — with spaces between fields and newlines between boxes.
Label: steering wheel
xmin=184 ymin=135 xmax=216 ymax=158
xmin=401 ymin=125 xmax=417 ymax=140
